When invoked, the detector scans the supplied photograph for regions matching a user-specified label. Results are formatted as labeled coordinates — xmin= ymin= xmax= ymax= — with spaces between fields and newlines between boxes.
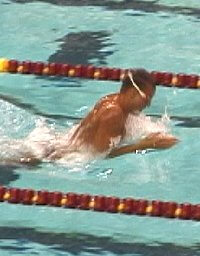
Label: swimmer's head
xmin=120 ymin=69 xmax=156 ymax=110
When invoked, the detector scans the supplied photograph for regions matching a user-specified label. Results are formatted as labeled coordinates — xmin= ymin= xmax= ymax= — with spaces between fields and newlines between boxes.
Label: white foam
xmin=123 ymin=113 xmax=170 ymax=144
xmin=0 ymin=113 xmax=171 ymax=167
xmin=24 ymin=118 xmax=57 ymax=159
xmin=25 ymin=121 xmax=104 ymax=167
xmin=56 ymin=132 xmax=107 ymax=168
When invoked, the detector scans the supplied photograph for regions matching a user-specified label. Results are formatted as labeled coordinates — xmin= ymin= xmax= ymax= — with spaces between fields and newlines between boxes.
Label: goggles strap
xmin=128 ymin=71 xmax=146 ymax=99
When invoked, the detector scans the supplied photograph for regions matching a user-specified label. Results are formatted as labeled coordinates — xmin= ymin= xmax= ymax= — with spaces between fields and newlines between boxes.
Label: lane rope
xmin=0 ymin=58 xmax=200 ymax=89
xmin=1 ymin=185 xmax=200 ymax=221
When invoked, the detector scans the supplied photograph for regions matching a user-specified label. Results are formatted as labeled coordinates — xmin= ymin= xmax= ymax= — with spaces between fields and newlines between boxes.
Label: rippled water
xmin=1 ymin=0 xmax=200 ymax=255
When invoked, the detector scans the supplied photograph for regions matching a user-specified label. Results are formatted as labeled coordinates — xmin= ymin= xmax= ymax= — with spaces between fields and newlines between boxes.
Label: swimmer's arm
xmin=108 ymin=133 xmax=179 ymax=158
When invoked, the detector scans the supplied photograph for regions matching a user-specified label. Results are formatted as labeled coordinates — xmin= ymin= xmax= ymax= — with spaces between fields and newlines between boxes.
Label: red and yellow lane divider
xmin=0 ymin=58 xmax=200 ymax=89
xmin=1 ymin=186 xmax=200 ymax=221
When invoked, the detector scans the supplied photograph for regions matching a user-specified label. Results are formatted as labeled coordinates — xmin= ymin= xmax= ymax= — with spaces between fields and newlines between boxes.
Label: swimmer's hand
xmin=141 ymin=132 xmax=179 ymax=149
xmin=108 ymin=132 xmax=179 ymax=158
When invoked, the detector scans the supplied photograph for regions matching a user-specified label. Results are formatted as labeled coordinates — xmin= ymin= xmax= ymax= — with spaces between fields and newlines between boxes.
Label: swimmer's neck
xmin=117 ymin=92 xmax=142 ymax=115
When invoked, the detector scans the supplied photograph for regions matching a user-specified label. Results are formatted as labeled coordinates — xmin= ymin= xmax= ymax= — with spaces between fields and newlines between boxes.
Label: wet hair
xmin=120 ymin=68 xmax=155 ymax=93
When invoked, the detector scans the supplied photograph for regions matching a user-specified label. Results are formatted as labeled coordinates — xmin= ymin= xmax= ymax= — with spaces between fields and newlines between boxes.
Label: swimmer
xmin=45 ymin=68 xmax=178 ymax=161
xmin=0 ymin=68 xmax=178 ymax=166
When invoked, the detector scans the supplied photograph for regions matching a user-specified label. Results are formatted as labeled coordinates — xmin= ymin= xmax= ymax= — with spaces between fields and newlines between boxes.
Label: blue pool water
xmin=1 ymin=0 xmax=200 ymax=255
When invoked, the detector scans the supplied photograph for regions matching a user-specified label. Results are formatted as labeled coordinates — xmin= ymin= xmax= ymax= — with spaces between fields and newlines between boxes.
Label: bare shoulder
xmin=99 ymin=104 xmax=123 ymax=122
xmin=94 ymin=95 xmax=123 ymax=119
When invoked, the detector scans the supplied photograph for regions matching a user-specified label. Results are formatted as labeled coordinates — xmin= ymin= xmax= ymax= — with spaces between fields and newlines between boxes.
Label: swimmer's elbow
xmin=107 ymin=144 xmax=138 ymax=158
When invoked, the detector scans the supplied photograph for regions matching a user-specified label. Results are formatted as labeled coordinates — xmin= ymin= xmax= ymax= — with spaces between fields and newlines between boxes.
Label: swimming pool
xmin=1 ymin=0 xmax=200 ymax=255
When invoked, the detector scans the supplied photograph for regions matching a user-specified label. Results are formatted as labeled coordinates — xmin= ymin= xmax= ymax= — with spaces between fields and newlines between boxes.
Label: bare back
xmin=69 ymin=93 xmax=126 ymax=153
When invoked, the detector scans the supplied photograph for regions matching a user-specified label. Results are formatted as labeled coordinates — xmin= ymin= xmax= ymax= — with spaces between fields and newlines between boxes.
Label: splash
xmin=0 ymin=111 xmax=171 ymax=168
xmin=123 ymin=113 xmax=170 ymax=144
xmin=57 ymin=112 xmax=171 ymax=166
xmin=26 ymin=120 xmax=106 ymax=168
xmin=0 ymin=118 xmax=55 ymax=164
xmin=24 ymin=118 xmax=58 ymax=159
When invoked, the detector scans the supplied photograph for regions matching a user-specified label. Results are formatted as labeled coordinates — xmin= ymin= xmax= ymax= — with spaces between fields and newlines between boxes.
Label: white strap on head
xmin=128 ymin=70 xmax=146 ymax=99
